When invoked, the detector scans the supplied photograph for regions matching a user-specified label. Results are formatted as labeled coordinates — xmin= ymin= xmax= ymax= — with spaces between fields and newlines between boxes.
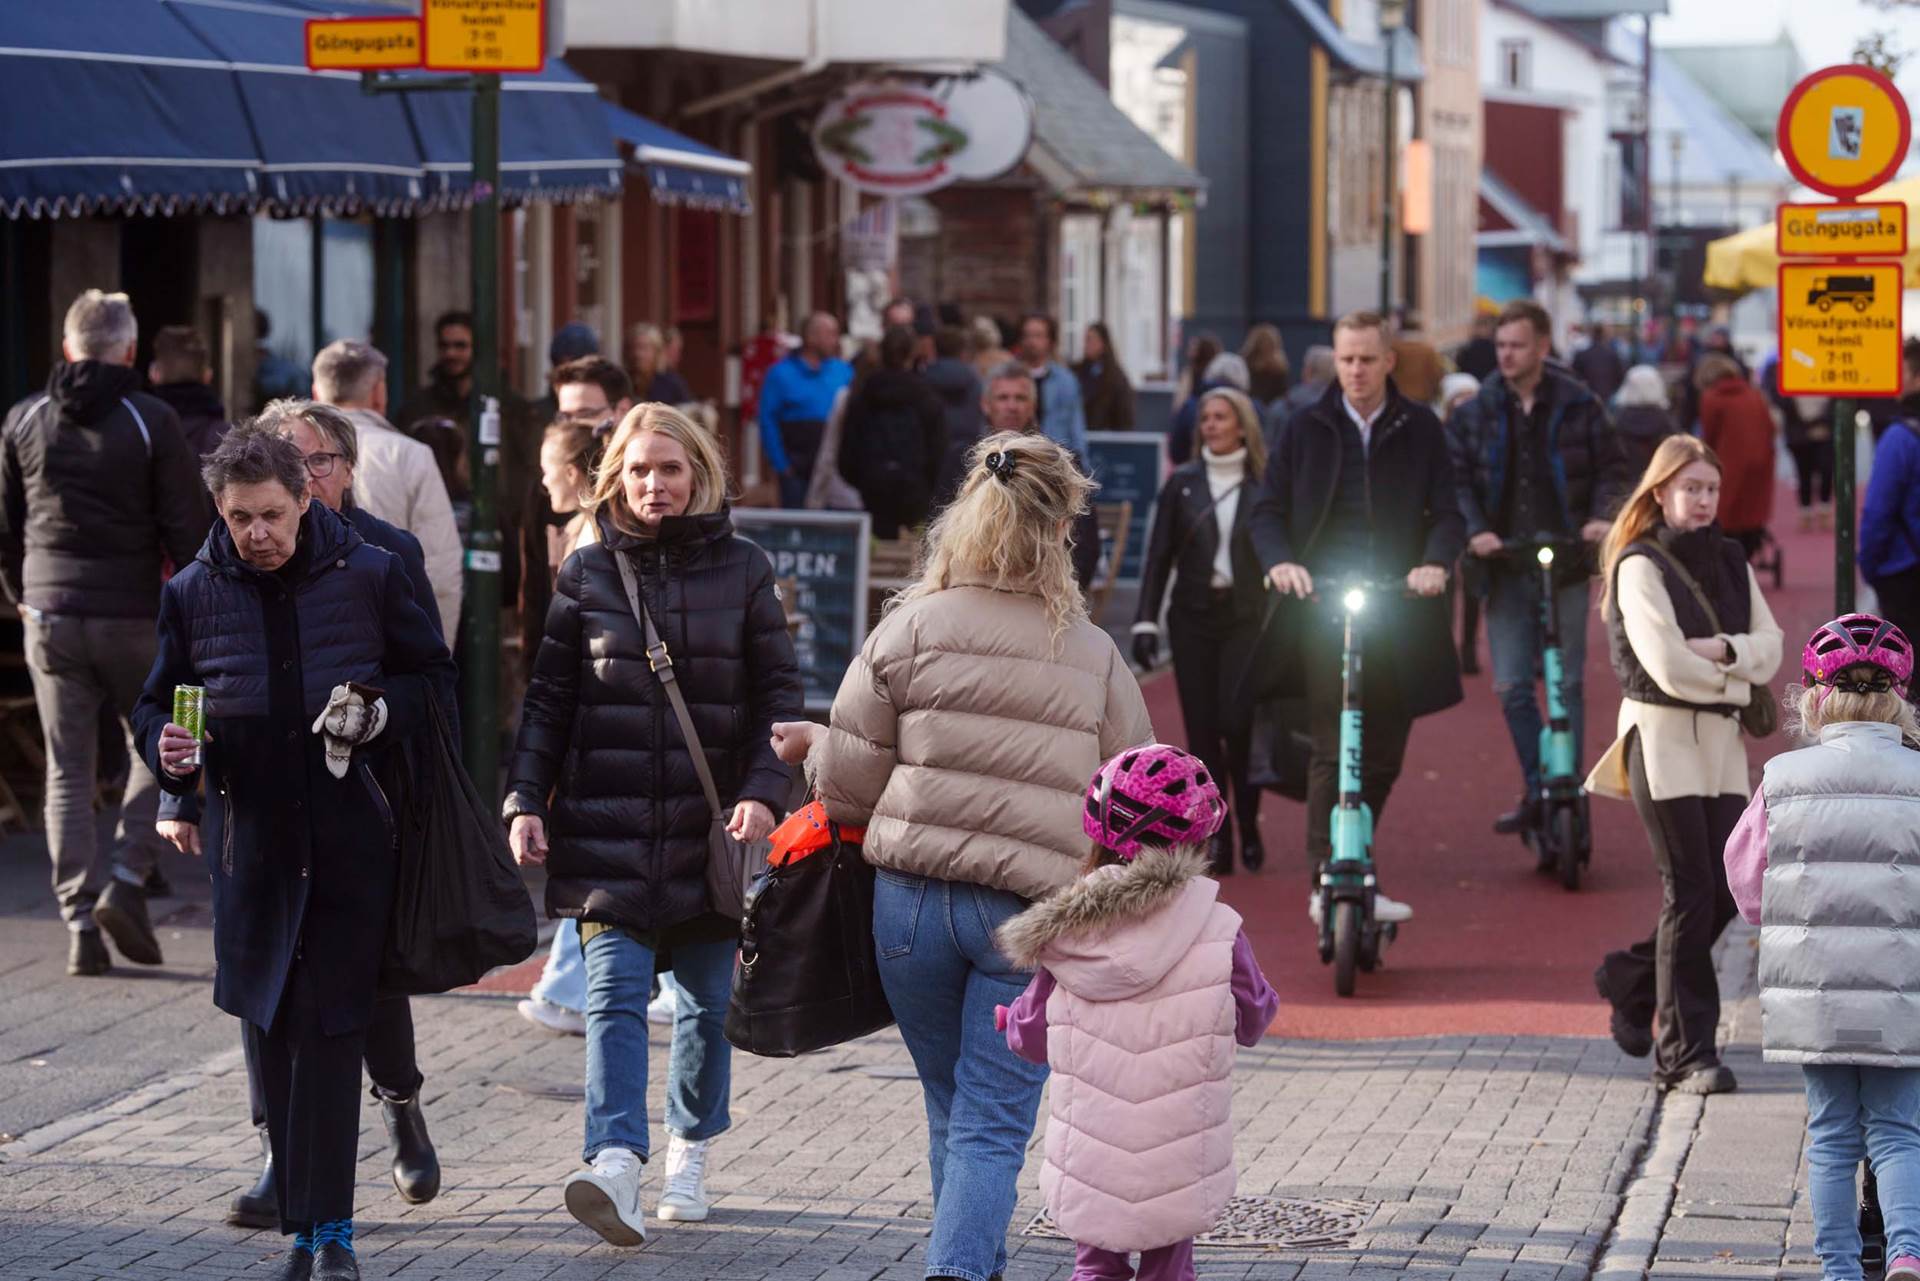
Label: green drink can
xmin=172 ymin=685 xmax=206 ymax=768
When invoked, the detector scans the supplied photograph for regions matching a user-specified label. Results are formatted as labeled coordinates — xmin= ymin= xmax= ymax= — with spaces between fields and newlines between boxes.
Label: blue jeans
xmin=1804 ymin=1064 xmax=1920 ymax=1280
xmin=532 ymin=920 xmax=587 ymax=1013
xmin=874 ymin=871 xmax=1050 ymax=1281
xmin=581 ymin=928 xmax=735 ymax=1163
xmin=1485 ymin=569 xmax=1590 ymax=792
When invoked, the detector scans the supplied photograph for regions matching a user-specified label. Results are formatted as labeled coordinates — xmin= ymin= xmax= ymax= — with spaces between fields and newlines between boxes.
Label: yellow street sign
xmin=1777 ymin=65 xmax=1911 ymax=198
xmin=304 ymin=17 xmax=422 ymax=71
xmin=1776 ymin=261 xmax=1904 ymax=397
xmin=423 ymin=0 xmax=545 ymax=73
xmin=1777 ymin=202 xmax=1908 ymax=259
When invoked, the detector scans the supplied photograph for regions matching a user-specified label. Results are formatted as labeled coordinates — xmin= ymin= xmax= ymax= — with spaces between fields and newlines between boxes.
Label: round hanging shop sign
xmin=1776 ymin=64 xmax=1911 ymax=198
xmin=813 ymin=73 xmax=1033 ymax=198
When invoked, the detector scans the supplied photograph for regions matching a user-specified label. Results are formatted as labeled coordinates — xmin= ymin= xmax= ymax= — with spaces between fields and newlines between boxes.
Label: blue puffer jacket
xmin=134 ymin=500 xmax=455 ymax=1035
xmin=1861 ymin=415 xmax=1920 ymax=583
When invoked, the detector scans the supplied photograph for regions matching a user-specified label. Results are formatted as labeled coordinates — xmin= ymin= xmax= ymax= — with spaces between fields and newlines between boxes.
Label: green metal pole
xmin=374 ymin=218 xmax=409 ymax=412
xmin=1379 ymin=35 xmax=1396 ymax=316
xmin=1835 ymin=399 xmax=1856 ymax=617
xmin=462 ymin=75 xmax=502 ymax=790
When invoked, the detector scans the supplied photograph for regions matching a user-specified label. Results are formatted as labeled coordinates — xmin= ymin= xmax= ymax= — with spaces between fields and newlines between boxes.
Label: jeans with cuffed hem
xmin=532 ymin=919 xmax=587 ymax=1013
xmin=1484 ymin=569 xmax=1590 ymax=794
xmin=582 ymin=927 xmax=734 ymax=1163
xmin=1803 ymin=1063 xmax=1920 ymax=1281
xmin=874 ymin=870 xmax=1049 ymax=1281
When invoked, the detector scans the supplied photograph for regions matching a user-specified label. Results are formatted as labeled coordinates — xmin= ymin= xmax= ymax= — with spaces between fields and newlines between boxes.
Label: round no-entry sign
xmin=1777 ymin=64 xmax=1911 ymax=198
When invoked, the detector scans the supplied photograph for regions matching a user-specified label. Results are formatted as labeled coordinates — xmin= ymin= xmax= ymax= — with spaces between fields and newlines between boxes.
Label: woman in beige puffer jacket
xmin=774 ymin=431 xmax=1153 ymax=1281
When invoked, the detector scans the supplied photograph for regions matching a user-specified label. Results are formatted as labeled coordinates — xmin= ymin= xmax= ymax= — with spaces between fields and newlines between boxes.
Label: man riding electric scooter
xmin=1249 ymin=309 xmax=1465 ymax=936
xmin=1445 ymin=300 xmax=1631 ymax=851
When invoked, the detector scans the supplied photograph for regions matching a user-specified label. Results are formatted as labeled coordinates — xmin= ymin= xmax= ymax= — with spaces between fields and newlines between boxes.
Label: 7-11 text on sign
xmin=1776 ymin=260 xmax=1904 ymax=397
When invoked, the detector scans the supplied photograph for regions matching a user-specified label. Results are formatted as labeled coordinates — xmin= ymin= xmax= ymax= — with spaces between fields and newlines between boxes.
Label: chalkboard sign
xmin=1086 ymin=431 xmax=1166 ymax=584
xmin=733 ymin=510 xmax=872 ymax=711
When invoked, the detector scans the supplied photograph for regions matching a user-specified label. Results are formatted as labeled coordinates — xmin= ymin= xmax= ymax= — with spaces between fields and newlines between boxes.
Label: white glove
xmin=311 ymin=683 xmax=388 ymax=780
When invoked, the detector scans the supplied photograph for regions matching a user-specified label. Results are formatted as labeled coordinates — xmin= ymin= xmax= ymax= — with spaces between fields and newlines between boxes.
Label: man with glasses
xmin=156 ymin=400 xmax=453 ymax=1234
xmin=312 ymin=341 xmax=462 ymax=643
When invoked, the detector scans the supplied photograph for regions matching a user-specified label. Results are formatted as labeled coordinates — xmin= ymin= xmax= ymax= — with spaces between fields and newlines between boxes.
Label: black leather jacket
xmin=1135 ymin=456 xmax=1266 ymax=625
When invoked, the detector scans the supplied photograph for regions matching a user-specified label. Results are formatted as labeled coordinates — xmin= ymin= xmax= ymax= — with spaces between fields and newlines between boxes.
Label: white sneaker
xmin=517 ymin=997 xmax=586 ymax=1037
xmin=655 ymin=1135 xmax=711 ymax=1222
xmin=564 ymin=1146 xmax=647 ymax=1246
xmin=646 ymin=985 xmax=678 ymax=1025
xmin=1306 ymin=894 xmax=1414 ymax=924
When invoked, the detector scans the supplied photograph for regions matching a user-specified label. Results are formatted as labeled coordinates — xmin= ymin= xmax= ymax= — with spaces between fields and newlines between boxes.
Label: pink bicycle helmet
xmin=1803 ymin=613 xmax=1914 ymax=695
xmin=1082 ymin=744 xmax=1226 ymax=860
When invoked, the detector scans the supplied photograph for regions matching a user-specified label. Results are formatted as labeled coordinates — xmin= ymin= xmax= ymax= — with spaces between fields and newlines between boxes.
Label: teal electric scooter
xmin=1316 ymin=577 xmax=1402 ymax=997
xmin=1512 ymin=541 xmax=1592 ymax=891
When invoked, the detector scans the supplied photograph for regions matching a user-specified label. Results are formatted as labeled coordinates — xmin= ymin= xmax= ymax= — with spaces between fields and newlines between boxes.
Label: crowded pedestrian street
xmin=7 ymin=2 xmax=1920 ymax=1280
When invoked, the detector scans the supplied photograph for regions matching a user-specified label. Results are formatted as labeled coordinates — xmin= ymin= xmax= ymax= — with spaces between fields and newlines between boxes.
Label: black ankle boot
xmin=378 ymin=1090 xmax=441 ymax=1204
xmin=310 ymin=1242 xmax=358 ymax=1281
xmin=1208 ymin=831 xmax=1234 ymax=876
xmin=1862 ymin=1164 xmax=1886 ymax=1275
xmin=227 ymin=1126 xmax=277 ymax=1229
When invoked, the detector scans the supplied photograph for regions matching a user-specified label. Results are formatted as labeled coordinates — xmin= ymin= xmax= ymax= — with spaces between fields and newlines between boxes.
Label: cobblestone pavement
xmin=1 ymin=985 xmax=1665 ymax=1281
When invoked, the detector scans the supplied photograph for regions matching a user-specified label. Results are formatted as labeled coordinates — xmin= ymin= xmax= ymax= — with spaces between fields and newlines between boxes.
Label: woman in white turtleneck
xmin=1132 ymin=388 xmax=1271 ymax=875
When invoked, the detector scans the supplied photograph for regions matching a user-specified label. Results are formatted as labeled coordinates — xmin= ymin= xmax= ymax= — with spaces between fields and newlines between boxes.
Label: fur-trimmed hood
xmin=997 ymin=845 xmax=1218 ymax=1000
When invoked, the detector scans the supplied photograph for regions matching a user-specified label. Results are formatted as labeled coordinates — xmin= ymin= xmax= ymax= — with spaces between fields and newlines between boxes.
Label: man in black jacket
xmin=147 ymin=324 xmax=232 ymax=465
xmin=1446 ymin=300 xmax=1630 ymax=838
xmin=1249 ymin=311 xmax=1465 ymax=924
xmin=0 ymin=289 xmax=206 ymax=976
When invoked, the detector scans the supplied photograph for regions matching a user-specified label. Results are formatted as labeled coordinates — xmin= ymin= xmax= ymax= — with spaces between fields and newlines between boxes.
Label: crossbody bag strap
xmin=1173 ymin=479 xmax=1243 ymax=562
xmin=1638 ymin=541 xmax=1723 ymax=635
xmin=614 ymin=551 xmax=726 ymax=821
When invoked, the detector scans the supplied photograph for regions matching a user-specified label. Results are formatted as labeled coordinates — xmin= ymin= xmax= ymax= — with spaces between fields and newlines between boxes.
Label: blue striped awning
xmin=0 ymin=0 xmax=627 ymax=218
xmin=603 ymin=102 xmax=753 ymax=214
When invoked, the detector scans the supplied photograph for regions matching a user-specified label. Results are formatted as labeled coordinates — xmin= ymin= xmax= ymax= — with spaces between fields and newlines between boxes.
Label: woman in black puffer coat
xmin=505 ymin=403 xmax=802 ymax=1242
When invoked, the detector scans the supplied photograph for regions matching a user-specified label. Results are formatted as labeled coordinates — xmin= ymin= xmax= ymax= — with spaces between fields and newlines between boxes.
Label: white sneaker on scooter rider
xmin=1306 ymin=894 xmax=1414 ymax=925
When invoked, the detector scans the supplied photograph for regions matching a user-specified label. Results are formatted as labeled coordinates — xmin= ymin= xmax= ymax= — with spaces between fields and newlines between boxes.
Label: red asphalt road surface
xmin=1185 ymin=485 xmax=1837 ymax=1041
xmin=478 ymin=485 xmax=1845 ymax=1044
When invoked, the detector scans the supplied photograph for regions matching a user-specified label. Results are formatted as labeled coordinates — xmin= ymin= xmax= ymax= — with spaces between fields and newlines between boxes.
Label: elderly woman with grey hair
xmin=133 ymin=420 xmax=454 ymax=1281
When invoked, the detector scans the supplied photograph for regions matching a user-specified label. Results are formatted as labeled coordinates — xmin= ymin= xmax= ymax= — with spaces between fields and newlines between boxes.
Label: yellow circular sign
xmin=1777 ymin=65 xmax=1912 ymax=197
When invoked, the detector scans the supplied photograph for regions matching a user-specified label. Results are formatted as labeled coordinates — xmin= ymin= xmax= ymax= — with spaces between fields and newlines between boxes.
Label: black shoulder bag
xmin=615 ymin=550 xmax=766 ymax=922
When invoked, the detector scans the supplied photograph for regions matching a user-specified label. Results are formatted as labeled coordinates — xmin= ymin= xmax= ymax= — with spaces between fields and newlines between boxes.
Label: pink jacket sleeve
xmin=1002 ymin=968 xmax=1055 ymax=1065
xmin=1232 ymin=930 xmax=1280 ymax=1046
xmin=1723 ymin=787 xmax=1769 ymax=926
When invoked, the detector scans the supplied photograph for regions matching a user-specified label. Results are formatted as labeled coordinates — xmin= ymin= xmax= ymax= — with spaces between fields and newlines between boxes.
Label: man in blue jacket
xmin=1017 ymin=312 xmax=1089 ymax=461
xmin=1862 ymin=339 xmax=1920 ymax=644
xmin=757 ymin=312 xmax=853 ymax=508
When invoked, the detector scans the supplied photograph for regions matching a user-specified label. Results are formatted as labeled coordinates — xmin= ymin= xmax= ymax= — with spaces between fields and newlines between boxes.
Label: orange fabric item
xmin=767 ymin=800 xmax=865 ymax=868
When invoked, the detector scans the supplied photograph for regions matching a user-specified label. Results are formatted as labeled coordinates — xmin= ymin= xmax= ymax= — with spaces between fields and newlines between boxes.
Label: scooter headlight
xmin=1537 ymin=545 xmax=1555 ymax=568
xmin=1343 ymin=588 xmax=1367 ymax=614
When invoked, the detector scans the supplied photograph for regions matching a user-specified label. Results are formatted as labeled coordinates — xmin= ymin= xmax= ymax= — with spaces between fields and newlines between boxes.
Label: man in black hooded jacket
xmin=0 ymin=289 xmax=205 ymax=977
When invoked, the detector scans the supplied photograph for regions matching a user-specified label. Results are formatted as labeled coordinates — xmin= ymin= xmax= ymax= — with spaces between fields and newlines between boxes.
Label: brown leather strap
xmin=614 ymin=550 xmax=725 ymax=821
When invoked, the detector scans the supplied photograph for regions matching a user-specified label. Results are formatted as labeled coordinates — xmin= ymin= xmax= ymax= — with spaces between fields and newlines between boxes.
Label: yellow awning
xmin=1704 ymin=176 xmax=1920 ymax=293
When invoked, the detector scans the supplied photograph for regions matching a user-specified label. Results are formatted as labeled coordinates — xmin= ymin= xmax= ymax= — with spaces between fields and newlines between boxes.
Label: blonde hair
xmin=1785 ymin=681 xmax=1920 ymax=747
xmin=1197 ymin=387 xmax=1268 ymax=480
xmin=890 ymin=431 xmax=1094 ymax=643
xmin=586 ymin=402 xmax=728 ymax=537
xmin=1599 ymin=434 xmax=1722 ymax=616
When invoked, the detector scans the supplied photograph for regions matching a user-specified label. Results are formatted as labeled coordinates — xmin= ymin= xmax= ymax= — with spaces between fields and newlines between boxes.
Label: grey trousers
xmin=22 ymin=611 xmax=163 ymax=927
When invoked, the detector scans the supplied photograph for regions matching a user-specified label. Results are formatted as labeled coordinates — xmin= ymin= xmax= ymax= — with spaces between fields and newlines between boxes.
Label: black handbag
xmin=380 ymin=699 xmax=538 ymax=996
xmin=614 ymin=551 xmax=766 ymax=921
xmin=1247 ymin=695 xmax=1314 ymax=801
xmin=725 ymin=814 xmax=894 ymax=1057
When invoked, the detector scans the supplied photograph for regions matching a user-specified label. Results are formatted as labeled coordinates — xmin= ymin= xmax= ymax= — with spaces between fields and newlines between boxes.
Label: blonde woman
xmin=1589 ymin=435 xmax=1781 ymax=1096
xmin=1133 ymin=387 xmax=1271 ymax=874
xmin=505 ymin=404 xmax=803 ymax=1241
xmin=770 ymin=432 xmax=1154 ymax=1281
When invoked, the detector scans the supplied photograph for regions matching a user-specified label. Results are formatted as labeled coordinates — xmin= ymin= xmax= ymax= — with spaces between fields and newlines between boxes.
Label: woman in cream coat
xmin=1590 ymin=435 xmax=1782 ymax=1096
xmin=773 ymin=431 xmax=1153 ymax=1281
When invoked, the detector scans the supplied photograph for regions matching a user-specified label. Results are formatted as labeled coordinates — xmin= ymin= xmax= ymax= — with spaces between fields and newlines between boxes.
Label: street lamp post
xmin=1379 ymin=0 xmax=1406 ymax=317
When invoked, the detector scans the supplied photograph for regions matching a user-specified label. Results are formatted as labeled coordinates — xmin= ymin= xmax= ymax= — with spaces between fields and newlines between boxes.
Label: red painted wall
xmin=1483 ymin=101 xmax=1565 ymax=233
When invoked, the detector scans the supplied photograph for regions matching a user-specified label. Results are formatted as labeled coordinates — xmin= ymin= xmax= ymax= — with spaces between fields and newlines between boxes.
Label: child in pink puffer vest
xmin=995 ymin=744 xmax=1278 ymax=1281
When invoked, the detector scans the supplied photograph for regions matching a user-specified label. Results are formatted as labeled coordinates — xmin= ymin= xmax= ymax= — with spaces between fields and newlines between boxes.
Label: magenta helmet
xmin=1803 ymin=613 xmax=1915 ymax=695
xmin=1082 ymin=744 xmax=1226 ymax=860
